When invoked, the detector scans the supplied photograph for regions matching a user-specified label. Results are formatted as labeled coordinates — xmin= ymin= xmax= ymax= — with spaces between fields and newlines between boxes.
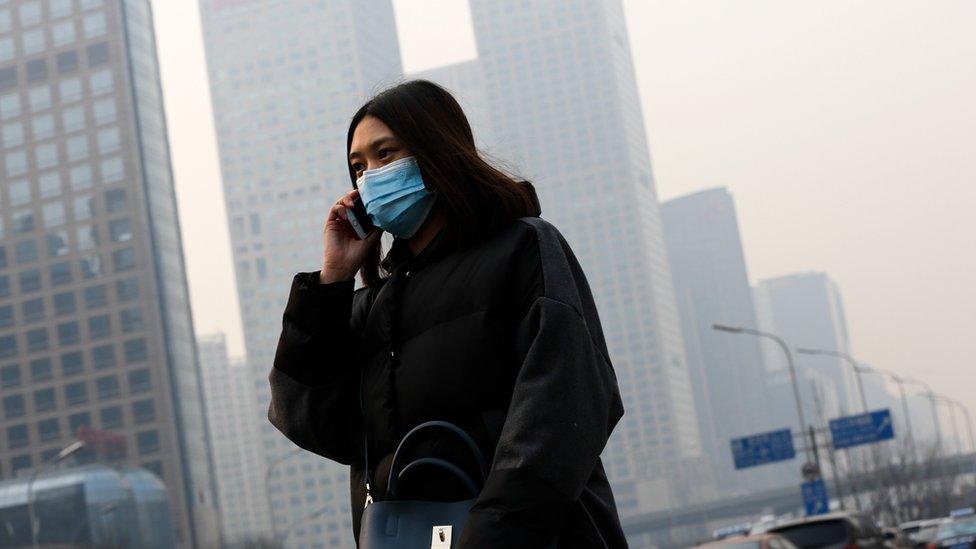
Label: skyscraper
xmin=660 ymin=187 xmax=777 ymax=494
xmin=416 ymin=0 xmax=708 ymax=515
xmin=198 ymin=0 xmax=402 ymax=545
xmin=198 ymin=333 xmax=271 ymax=544
xmin=0 ymin=0 xmax=218 ymax=546
xmin=754 ymin=272 xmax=854 ymax=420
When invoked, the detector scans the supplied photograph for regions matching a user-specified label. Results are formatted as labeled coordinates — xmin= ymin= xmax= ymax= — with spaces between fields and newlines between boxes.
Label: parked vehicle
xmin=695 ymin=533 xmax=801 ymax=549
xmin=767 ymin=512 xmax=886 ymax=549
xmin=923 ymin=515 xmax=976 ymax=548
xmin=901 ymin=519 xmax=949 ymax=544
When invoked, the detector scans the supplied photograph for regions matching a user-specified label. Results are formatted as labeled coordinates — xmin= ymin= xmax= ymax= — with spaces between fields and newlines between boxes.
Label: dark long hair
xmin=347 ymin=80 xmax=540 ymax=288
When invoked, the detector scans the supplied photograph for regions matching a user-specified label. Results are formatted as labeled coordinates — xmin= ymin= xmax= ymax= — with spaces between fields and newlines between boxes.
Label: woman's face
xmin=348 ymin=115 xmax=412 ymax=181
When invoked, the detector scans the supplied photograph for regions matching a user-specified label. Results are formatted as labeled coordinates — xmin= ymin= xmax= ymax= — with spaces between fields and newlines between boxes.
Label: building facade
xmin=660 ymin=187 xmax=781 ymax=494
xmin=754 ymin=272 xmax=854 ymax=422
xmin=0 ymin=0 xmax=218 ymax=546
xmin=199 ymin=333 xmax=271 ymax=544
xmin=198 ymin=0 xmax=402 ymax=546
xmin=414 ymin=0 xmax=708 ymax=517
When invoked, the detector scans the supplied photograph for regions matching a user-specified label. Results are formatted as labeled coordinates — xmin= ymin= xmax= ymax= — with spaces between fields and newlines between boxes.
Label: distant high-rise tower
xmin=0 ymin=0 xmax=218 ymax=545
xmin=754 ymin=272 xmax=854 ymax=420
xmin=661 ymin=188 xmax=779 ymax=494
xmin=416 ymin=0 xmax=708 ymax=515
xmin=198 ymin=0 xmax=402 ymax=546
xmin=198 ymin=333 xmax=271 ymax=544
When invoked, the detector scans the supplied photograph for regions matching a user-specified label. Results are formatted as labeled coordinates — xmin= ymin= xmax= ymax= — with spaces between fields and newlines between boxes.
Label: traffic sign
xmin=801 ymin=478 xmax=830 ymax=516
xmin=731 ymin=428 xmax=796 ymax=469
xmin=829 ymin=408 xmax=895 ymax=450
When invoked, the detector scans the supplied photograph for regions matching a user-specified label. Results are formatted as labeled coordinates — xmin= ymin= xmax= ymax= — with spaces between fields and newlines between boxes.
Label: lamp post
xmin=948 ymin=398 xmax=976 ymax=454
xmin=265 ymin=448 xmax=303 ymax=542
xmin=27 ymin=440 xmax=85 ymax=549
xmin=936 ymin=396 xmax=964 ymax=456
xmin=795 ymin=349 xmax=868 ymax=413
xmin=856 ymin=365 xmax=918 ymax=463
xmin=712 ymin=324 xmax=813 ymax=464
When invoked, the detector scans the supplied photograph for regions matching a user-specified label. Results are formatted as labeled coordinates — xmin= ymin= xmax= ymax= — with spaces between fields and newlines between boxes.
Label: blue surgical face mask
xmin=357 ymin=156 xmax=436 ymax=239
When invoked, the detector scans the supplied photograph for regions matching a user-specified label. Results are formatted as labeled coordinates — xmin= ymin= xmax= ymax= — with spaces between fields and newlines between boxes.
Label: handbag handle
xmin=386 ymin=420 xmax=489 ymax=500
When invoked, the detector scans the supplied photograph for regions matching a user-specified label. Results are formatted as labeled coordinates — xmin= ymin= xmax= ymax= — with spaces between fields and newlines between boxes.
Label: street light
xmin=855 ymin=365 xmax=918 ymax=463
xmin=27 ymin=440 xmax=85 ymax=549
xmin=904 ymin=378 xmax=945 ymax=458
xmin=265 ymin=448 xmax=304 ymax=542
xmin=935 ymin=395 xmax=964 ymax=456
xmin=796 ymin=348 xmax=868 ymax=413
xmin=712 ymin=324 xmax=814 ymax=464
xmin=944 ymin=398 xmax=976 ymax=454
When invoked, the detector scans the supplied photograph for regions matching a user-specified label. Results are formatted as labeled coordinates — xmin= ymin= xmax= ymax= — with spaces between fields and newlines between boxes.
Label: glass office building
xmin=0 ymin=464 xmax=174 ymax=547
xmin=0 ymin=1 xmax=218 ymax=545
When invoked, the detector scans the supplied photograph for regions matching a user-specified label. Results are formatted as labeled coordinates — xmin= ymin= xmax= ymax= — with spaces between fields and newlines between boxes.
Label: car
xmin=767 ymin=512 xmax=886 ymax=549
xmin=902 ymin=519 xmax=950 ymax=544
xmin=694 ymin=533 xmax=801 ymax=549
xmin=923 ymin=515 xmax=976 ymax=548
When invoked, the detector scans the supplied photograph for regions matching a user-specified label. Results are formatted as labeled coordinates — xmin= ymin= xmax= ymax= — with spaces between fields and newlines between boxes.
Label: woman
xmin=268 ymin=80 xmax=627 ymax=547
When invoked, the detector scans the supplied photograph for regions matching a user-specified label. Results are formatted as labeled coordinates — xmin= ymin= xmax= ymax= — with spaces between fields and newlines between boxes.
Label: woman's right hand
xmin=320 ymin=189 xmax=380 ymax=284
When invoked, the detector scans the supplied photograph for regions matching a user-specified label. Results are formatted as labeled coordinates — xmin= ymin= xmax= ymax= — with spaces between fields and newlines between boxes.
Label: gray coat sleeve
xmin=266 ymin=273 xmax=369 ymax=465
xmin=458 ymin=219 xmax=624 ymax=547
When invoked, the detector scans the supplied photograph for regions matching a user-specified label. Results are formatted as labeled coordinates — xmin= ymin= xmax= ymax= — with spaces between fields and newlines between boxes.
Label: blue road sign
xmin=802 ymin=479 xmax=830 ymax=516
xmin=829 ymin=408 xmax=895 ymax=450
xmin=731 ymin=428 xmax=796 ymax=469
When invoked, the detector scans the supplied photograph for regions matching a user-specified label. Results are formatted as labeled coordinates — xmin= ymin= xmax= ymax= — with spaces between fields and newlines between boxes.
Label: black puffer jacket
xmin=268 ymin=215 xmax=627 ymax=548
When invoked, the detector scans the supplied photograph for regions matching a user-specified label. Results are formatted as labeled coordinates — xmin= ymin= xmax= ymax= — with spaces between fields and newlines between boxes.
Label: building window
xmin=35 ymin=142 xmax=59 ymax=169
xmin=0 ymin=305 xmax=12 ymax=328
xmin=16 ymin=241 xmax=39 ymax=264
xmin=66 ymin=135 xmax=88 ymax=161
xmin=93 ymin=98 xmax=115 ymax=124
xmin=73 ymin=195 xmax=95 ymax=220
xmin=128 ymin=369 xmax=150 ymax=393
xmin=61 ymin=350 xmax=83 ymax=376
xmin=137 ymin=430 xmax=159 ymax=455
xmin=100 ymin=156 xmax=123 ymax=182
xmin=2 ymin=121 xmax=24 ymax=146
xmin=26 ymin=59 xmax=48 ymax=83
xmin=62 ymin=105 xmax=85 ymax=132
xmin=46 ymin=231 xmax=70 ymax=257
xmin=88 ymin=314 xmax=110 ymax=339
xmin=52 ymin=20 xmax=76 ymax=47
xmin=92 ymin=344 xmax=115 ymax=369
xmin=0 ymin=92 xmax=19 ymax=118
xmin=56 ymin=321 xmax=80 ymax=345
xmin=33 ymin=387 xmax=55 ymax=412
xmin=89 ymin=68 xmax=112 ymax=95
xmin=22 ymin=28 xmax=46 ymax=55
xmin=32 ymin=114 xmax=55 ymax=139
xmin=120 ymin=308 xmax=142 ymax=333
xmin=39 ymin=173 xmax=62 ymax=198
xmin=87 ymin=42 xmax=109 ymax=65
xmin=38 ymin=418 xmax=60 ymax=442
xmin=3 ymin=394 xmax=25 ymax=418
xmin=22 ymin=298 xmax=44 ymax=323
xmin=29 ymin=358 xmax=52 ymax=382
xmin=0 ymin=276 xmax=8 ymax=298
xmin=70 ymin=166 xmax=94 ymax=191
xmin=53 ymin=291 xmax=76 ymax=315
xmin=132 ymin=399 xmax=155 ymax=424
xmin=77 ymin=225 xmax=98 ymax=251
xmin=65 ymin=381 xmax=88 ymax=406
xmin=96 ymin=375 xmax=119 ymax=399
xmin=123 ymin=339 xmax=148 ymax=364
xmin=19 ymin=2 xmax=42 ymax=26
xmin=68 ymin=412 xmax=91 ymax=436
xmin=104 ymin=188 xmax=126 ymax=212
xmin=6 ymin=424 xmax=28 ymax=449
xmin=5 ymin=151 xmax=27 ymax=177
xmin=50 ymin=0 xmax=74 ymax=18
xmin=0 ymin=363 xmax=21 ymax=388
xmin=42 ymin=203 xmax=67 ymax=228
xmin=80 ymin=255 xmax=103 ymax=279
xmin=19 ymin=269 xmax=42 ymax=293
xmin=83 ymin=285 xmax=107 ymax=309
xmin=0 ymin=335 xmax=17 ymax=359
xmin=82 ymin=12 xmax=106 ymax=38
xmin=109 ymin=219 xmax=132 ymax=242
xmin=13 ymin=211 xmax=35 ymax=235
xmin=56 ymin=50 xmax=79 ymax=73
xmin=0 ymin=37 xmax=13 ymax=63
xmin=112 ymin=248 xmax=135 ymax=272
xmin=100 ymin=405 xmax=122 ymax=429
xmin=28 ymin=85 xmax=51 ymax=112
xmin=50 ymin=262 xmax=73 ymax=286
xmin=26 ymin=328 xmax=49 ymax=352
xmin=96 ymin=127 xmax=119 ymax=153
xmin=11 ymin=455 xmax=33 ymax=476
xmin=116 ymin=278 xmax=139 ymax=301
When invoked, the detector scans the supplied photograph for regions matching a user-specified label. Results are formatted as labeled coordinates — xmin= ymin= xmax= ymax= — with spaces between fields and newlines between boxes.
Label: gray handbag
xmin=358 ymin=420 xmax=489 ymax=548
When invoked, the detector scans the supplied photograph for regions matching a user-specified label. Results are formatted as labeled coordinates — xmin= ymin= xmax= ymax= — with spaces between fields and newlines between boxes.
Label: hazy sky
xmin=152 ymin=1 xmax=976 ymax=422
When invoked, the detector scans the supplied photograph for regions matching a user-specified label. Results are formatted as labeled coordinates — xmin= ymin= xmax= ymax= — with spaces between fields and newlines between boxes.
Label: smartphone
xmin=346 ymin=196 xmax=375 ymax=239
